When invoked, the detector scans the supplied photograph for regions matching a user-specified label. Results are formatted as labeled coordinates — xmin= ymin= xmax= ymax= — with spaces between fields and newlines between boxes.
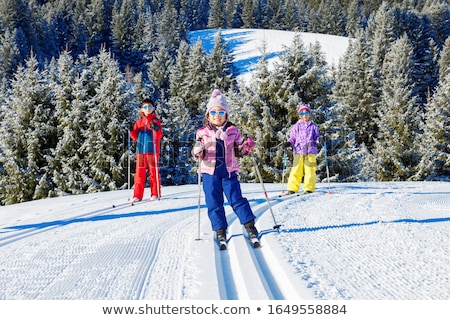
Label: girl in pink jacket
xmin=192 ymin=89 xmax=258 ymax=249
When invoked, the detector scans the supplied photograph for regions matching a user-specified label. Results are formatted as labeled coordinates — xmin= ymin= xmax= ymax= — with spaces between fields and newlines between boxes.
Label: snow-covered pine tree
xmin=136 ymin=9 xmax=158 ymax=74
xmin=0 ymin=28 xmax=21 ymax=86
xmin=0 ymin=53 xmax=55 ymax=204
xmin=154 ymin=1 xmax=185 ymax=59
xmin=207 ymin=0 xmax=225 ymax=29
xmin=397 ymin=9 xmax=439 ymax=109
xmin=164 ymin=40 xmax=198 ymax=184
xmin=49 ymin=50 xmax=82 ymax=195
xmin=182 ymin=39 xmax=210 ymax=118
xmin=78 ymin=48 xmax=133 ymax=192
xmin=110 ymin=0 xmax=139 ymax=69
xmin=241 ymin=0 xmax=256 ymax=28
xmin=237 ymin=39 xmax=280 ymax=182
xmin=345 ymin=0 xmax=364 ymax=38
xmin=414 ymin=36 xmax=450 ymax=180
xmin=147 ymin=44 xmax=174 ymax=102
xmin=316 ymin=0 xmax=346 ymax=36
xmin=366 ymin=2 xmax=396 ymax=79
xmin=328 ymin=33 xmax=378 ymax=181
xmin=206 ymin=29 xmax=236 ymax=92
xmin=371 ymin=34 xmax=420 ymax=181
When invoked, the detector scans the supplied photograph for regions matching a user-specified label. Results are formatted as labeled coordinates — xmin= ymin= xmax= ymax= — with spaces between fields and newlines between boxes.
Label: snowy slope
xmin=1 ymin=181 xmax=449 ymax=300
xmin=189 ymin=28 xmax=350 ymax=83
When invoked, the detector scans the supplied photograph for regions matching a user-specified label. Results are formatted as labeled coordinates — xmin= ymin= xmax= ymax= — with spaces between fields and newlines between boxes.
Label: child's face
xmin=141 ymin=103 xmax=155 ymax=116
xmin=299 ymin=110 xmax=311 ymax=121
xmin=208 ymin=107 xmax=227 ymax=126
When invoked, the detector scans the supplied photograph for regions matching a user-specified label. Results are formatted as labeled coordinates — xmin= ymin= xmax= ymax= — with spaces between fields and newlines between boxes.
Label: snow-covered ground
xmin=1 ymin=181 xmax=449 ymax=318
xmin=1 ymin=181 xmax=449 ymax=300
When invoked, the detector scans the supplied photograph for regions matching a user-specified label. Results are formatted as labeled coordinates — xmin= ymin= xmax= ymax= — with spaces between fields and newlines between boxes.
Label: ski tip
xmin=249 ymin=237 xmax=261 ymax=248
xmin=218 ymin=241 xmax=227 ymax=250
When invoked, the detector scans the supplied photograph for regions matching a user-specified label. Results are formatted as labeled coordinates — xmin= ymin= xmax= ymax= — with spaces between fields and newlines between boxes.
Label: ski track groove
xmin=215 ymin=193 xmax=307 ymax=300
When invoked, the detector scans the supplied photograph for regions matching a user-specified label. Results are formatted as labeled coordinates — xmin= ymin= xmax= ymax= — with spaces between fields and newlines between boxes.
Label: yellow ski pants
xmin=287 ymin=154 xmax=317 ymax=193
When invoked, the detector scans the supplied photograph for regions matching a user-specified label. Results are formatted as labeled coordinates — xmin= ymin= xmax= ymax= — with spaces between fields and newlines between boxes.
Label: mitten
xmin=192 ymin=138 xmax=204 ymax=158
xmin=240 ymin=136 xmax=255 ymax=155
xmin=150 ymin=121 xmax=161 ymax=131
xmin=283 ymin=141 xmax=291 ymax=148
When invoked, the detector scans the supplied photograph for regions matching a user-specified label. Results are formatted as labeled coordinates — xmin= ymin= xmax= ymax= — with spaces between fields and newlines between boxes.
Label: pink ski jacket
xmin=193 ymin=122 xmax=243 ymax=175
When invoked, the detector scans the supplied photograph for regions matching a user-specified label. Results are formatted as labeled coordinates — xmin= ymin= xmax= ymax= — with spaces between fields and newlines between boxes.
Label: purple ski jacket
xmin=288 ymin=120 xmax=321 ymax=156
xmin=192 ymin=122 xmax=243 ymax=175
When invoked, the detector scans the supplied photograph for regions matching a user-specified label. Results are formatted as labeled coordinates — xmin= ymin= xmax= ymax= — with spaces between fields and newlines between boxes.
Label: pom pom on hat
xmin=206 ymin=89 xmax=230 ymax=115
xmin=298 ymin=103 xmax=311 ymax=113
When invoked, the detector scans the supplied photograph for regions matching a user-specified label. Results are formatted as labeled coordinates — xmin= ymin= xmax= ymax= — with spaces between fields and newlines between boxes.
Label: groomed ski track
xmin=212 ymin=192 xmax=313 ymax=300
xmin=0 ymin=184 xmax=313 ymax=300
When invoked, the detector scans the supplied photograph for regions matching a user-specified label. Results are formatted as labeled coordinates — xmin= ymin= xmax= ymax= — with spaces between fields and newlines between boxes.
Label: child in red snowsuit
xmin=130 ymin=98 xmax=163 ymax=202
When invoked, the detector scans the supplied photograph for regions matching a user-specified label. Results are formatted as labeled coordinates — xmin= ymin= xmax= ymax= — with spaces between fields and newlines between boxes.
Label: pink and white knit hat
xmin=206 ymin=89 xmax=230 ymax=115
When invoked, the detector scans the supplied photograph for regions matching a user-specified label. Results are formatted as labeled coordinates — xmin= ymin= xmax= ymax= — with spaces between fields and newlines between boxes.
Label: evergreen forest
xmin=0 ymin=0 xmax=449 ymax=205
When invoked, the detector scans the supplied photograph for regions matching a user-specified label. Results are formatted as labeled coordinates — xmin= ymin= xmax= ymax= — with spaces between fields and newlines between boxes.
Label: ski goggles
xmin=142 ymin=105 xmax=155 ymax=110
xmin=299 ymin=111 xmax=310 ymax=116
xmin=209 ymin=110 xmax=226 ymax=117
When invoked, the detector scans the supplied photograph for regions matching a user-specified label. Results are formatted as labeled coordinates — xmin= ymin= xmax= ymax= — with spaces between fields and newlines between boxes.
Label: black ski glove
xmin=283 ymin=141 xmax=291 ymax=148
xmin=150 ymin=121 xmax=161 ymax=131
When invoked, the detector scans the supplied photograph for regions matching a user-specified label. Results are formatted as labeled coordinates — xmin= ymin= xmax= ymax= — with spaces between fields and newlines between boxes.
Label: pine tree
xmin=182 ymin=39 xmax=210 ymax=117
xmin=78 ymin=48 xmax=133 ymax=192
xmin=50 ymin=50 xmax=93 ymax=195
xmin=414 ymin=36 xmax=450 ymax=180
xmin=237 ymin=39 xmax=280 ymax=182
xmin=207 ymin=0 xmax=225 ymax=29
xmin=316 ymin=0 xmax=346 ymax=36
xmin=328 ymin=33 xmax=378 ymax=181
xmin=206 ymin=30 xmax=236 ymax=92
xmin=421 ymin=0 xmax=450 ymax=49
xmin=371 ymin=34 xmax=420 ymax=181
xmin=0 ymin=28 xmax=21 ymax=85
xmin=0 ymin=53 xmax=55 ymax=204
xmin=154 ymin=2 xmax=185 ymax=59
xmin=241 ymin=0 xmax=256 ymax=28
xmin=346 ymin=0 xmax=363 ymax=38
xmin=147 ymin=43 xmax=174 ymax=102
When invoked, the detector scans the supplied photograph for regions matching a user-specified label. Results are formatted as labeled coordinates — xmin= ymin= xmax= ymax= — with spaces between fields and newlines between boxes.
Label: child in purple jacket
xmin=284 ymin=103 xmax=321 ymax=195
xmin=192 ymin=89 xmax=258 ymax=248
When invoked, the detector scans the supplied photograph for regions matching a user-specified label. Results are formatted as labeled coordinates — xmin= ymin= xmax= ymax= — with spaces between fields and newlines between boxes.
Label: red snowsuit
xmin=130 ymin=112 xmax=163 ymax=200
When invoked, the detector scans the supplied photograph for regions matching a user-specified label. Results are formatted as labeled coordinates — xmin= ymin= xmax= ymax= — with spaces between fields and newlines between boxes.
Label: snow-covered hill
xmin=189 ymin=28 xmax=350 ymax=83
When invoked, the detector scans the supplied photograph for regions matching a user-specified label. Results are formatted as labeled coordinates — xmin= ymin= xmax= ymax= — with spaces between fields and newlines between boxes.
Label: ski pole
xmin=153 ymin=130 xmax=161 ymax=200
xmin=196 ymin=158 xmax=202 ymax=240
xmin=281 ymin=150 xmax=287 ymax=193
xmin=323 ymin=134 xmax=331 ymax=195
xmin=251 ymin=153 xmax=281 ymax=230
xmin=128 ymin=127 xmax=131 ymax=201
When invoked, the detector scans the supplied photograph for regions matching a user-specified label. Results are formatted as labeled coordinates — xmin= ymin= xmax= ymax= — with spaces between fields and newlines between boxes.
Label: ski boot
xmin=244 ymin=220 xmax=260 ymax=248
xmin=216 ymin=229 xmax=227 ymax=250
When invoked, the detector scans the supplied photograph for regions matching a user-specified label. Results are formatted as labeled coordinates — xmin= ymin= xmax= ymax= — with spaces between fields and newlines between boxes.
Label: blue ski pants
xmin=202 ymin=171 xmax=255 ymax=231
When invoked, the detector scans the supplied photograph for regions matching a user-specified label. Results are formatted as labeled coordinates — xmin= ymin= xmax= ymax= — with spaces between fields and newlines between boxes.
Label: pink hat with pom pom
xmin=297 ymin=103 xmax=311 ymax=113
xmin=206 ymin=89 xmax=230 ymax=115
